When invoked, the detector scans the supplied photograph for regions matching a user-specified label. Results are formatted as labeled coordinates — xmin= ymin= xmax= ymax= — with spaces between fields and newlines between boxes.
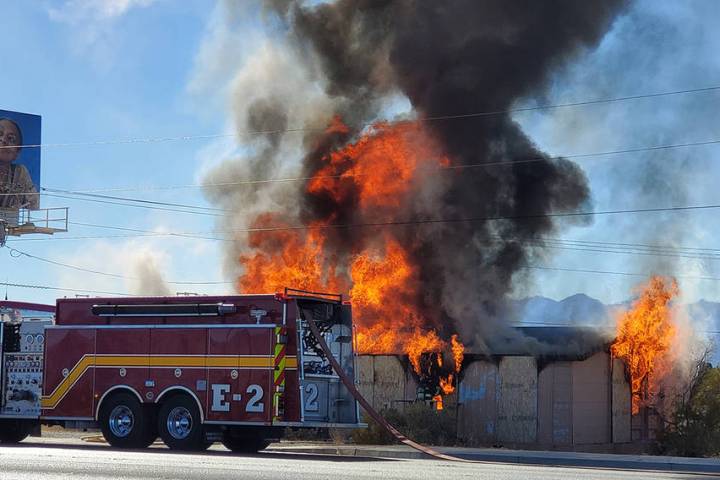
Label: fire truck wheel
xmin=158 ymin=395 xmax=204 ymax=450
xmin=0 ymin=419 xmax=30 ymax=443
xmin=221 ymin=430 xmax=270 ymax=453
xmin=99 ymin=392 xmax=153 ymax=449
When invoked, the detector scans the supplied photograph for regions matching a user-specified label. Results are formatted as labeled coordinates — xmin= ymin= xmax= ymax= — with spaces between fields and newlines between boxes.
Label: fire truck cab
xmin=0 ymin=291 xmax=362 ymax=451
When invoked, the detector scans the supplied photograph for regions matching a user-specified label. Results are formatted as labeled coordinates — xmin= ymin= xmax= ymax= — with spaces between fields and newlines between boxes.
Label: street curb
xmin=265 ymin=445 xmax=720 ymax=474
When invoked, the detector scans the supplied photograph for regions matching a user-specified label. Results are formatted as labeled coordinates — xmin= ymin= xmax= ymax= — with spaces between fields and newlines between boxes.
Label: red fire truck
xmin=0 ymin=290 xmax=361 ymax=451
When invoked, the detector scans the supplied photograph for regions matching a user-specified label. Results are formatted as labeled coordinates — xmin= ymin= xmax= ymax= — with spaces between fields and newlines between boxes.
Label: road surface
xmin=0 ymin=439 xmax=714 ymax=480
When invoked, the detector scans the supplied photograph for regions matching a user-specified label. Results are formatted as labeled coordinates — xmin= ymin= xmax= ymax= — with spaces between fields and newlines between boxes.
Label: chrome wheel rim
xmin=167 ymin=406 xmax=193 ymax=440
xmin=108 ymin=405 xmax=134 ymax=438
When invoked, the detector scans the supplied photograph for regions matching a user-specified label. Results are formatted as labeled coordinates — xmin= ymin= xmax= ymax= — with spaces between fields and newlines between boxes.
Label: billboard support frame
xmin=0 ymin=207 xmax=68 ymax=247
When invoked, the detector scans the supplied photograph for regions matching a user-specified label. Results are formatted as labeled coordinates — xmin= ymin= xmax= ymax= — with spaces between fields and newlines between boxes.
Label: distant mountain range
xmin=506 ymin=293 xmax=720 ymax=363
xmin=509 ymin=294 xmax=720 ymax=334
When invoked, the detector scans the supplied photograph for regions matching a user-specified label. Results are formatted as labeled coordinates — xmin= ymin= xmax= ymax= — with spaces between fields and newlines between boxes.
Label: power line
xmin=4 ymin=246 xmax=232 ymax=285
xmin=61 ymin=135 xmax=720 ymax=193
xmin=14 ymin=232 xmax=718 ymax=285
xmin=424 ymin=85 xmax=720 ymax=119
xmin=521 ymin=239 xmax=720 ymax=262
xmin=532 ymin=236 xmax=720 ymax=254
xmin=9 ymin=229 xmax=720 ymax=269
xmin=43 ymin=193 xmax=224 ymax=217
xmin=64 ymin=221 xmax=228 ymax=241
xmin=43 ymin=188 xmax=228 ymax=213
xmin=523 ymin=264 xmax=720 ymax=282
xmin=0 ymin=136 xmax=716 ymax=198
xmin=13 ymin=215 xmax=720 ymax=265
xmin=0 ymin=281 xmax=131 ymax=297
xmin=7 ymin=233 xmax=228 ymax=242
xmin=12 ymin=227 xmax=720 ymax=261
xmin=2 ymin=84 xmax=719 ymax=152
xmin=1 ymin=267 xmax=717 ymax=301
xmin=59 ymin=202 xmax=720 ymax=235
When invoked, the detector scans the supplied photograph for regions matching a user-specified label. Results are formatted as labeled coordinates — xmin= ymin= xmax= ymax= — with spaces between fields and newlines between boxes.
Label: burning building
xmin=356 ymin=277 xmax=685 ymax=448
xmin=205 ymin=0 xmax=629 ymax=407
xmin=200 ymin=0 xmax=662 ymax=449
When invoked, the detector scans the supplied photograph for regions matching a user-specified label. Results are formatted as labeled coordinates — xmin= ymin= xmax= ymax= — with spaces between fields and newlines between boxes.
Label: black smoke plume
xmin=209 ymin=0 xmax=628 ymax=351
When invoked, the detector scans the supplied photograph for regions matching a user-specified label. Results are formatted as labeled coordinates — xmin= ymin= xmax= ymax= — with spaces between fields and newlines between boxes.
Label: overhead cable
xmin=60 ymin=202 xmax=720 ymax=234
xmin=523 ymin=264 xmax=720 ymax=282
xmin=0 ymin=281 xmax=131 ymax=297
xmin=4 ymin=246 xmax=232 ymax=285
xmin=1 ymin=84 xmax=719 ymax=151
xmin=11 ymin=231 xmax=720 ymax=260
xmin=0 ymin=136 xmax=715 ymax=198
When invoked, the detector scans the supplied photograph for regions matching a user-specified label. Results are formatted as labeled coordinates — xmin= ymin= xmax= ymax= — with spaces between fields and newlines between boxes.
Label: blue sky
xmin=1 ymin=0 xmax=235 ymax=304
xmin=2 ymin=0 xmax=720 ymax=307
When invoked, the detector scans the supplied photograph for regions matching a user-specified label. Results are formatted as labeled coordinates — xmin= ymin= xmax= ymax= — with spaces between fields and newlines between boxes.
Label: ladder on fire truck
xmin=0 ymin=207 xmax=68 ymax=247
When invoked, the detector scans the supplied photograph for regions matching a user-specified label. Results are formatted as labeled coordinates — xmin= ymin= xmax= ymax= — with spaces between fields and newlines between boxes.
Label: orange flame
xmin=307 ymin=121 xmax=448 ymax=210
xmin=439 ymin=374 xmax=454 ymax=395
xmin=432 ymin=394 xmax=444 ymax=411
xmin=451 ymin=334 xmax=464 ymax=373
xmin=238 ymin=117 xmax=463 ymax=399
xmin=611 ymin=276 xmax=678 ymax=415
xmin=237 ymin=213 xmax=345 ymax=294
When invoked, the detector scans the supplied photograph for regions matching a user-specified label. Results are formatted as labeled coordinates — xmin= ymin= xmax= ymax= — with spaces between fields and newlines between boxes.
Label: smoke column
xmin=205 ymin=0 xmax=628 ymax=351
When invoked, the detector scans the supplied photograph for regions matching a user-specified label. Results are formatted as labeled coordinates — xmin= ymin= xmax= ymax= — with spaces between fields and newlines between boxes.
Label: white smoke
xmin=56 ymin=238 xmax=175 ymax=297
xmin=196 ymin=22 xmax=338 ymax=281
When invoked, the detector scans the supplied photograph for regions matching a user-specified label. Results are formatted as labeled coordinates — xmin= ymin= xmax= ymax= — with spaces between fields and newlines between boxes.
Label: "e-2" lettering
xmin=211 ymin=383 xmax=264 ymax=413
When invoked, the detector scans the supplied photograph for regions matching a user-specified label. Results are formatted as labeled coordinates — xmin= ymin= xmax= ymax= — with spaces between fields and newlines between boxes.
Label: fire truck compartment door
xmin=301 ymin=378 xmax=330 ymax=422
xmin=297 ymin=301 xmax=359 ymax=424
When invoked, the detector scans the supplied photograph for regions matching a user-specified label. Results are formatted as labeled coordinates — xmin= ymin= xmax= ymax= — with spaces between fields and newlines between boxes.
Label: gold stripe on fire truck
xmin=41 ymin=354 xmax=298 ymax=410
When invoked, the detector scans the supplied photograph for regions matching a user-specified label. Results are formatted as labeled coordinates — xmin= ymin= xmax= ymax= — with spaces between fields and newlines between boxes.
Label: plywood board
xmin=356 ymin=355 xmax=375 ymax=412
xmin=538 ymin=362 xmax=572 ymax=445
xmin=372 ymin=355 xmax=408 ymax=411
xmin=457 ymin=360 xmax=499 ymax=443
xmin=611 ymin=358 xmax=631 ymax=443
xmin=497 ymin=357 xmax=537 ymax=444
xmin=572 ymin=352 xmax=610 ymax=444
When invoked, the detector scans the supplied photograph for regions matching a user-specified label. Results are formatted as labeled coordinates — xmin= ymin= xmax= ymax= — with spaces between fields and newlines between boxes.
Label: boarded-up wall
xmin=497 ymin=357 xmax=537 ymax=444
xmin=357 ymin=355 xmax=415 ymax=411
xmin=538 ymin=362 xmax=572 ymax=446
xmin=458 ymin=360 xmax=499 ymax=443
xmin=572 ymin=352 xmax=610 ymax=444
xmin=373 ymin=356 xmax=406 ymax=410
xmin=357 ymin=355 xmax=374 ymax=407
xmin=611 ymin=358 xmax=631 ymax=443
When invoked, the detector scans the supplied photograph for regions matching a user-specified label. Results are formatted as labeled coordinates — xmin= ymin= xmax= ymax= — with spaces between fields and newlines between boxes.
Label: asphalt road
xmin=0 ymin=440 xmax=714 ymax=480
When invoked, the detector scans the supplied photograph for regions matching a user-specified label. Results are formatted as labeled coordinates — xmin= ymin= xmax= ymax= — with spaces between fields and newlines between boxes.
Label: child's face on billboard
xmin=0 ymin=119 xmax=21 ymax=164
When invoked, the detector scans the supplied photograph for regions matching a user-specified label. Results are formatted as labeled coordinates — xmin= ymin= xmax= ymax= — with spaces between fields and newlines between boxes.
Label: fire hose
xmin=303 ymin=314 xmax=474 ymax=463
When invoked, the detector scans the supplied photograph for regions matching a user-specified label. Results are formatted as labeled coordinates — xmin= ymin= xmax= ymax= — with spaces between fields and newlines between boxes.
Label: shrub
xmin=351 ymin=402 xmax=458 ymax=446
xmin=659 ymin=365 xmax=720 ymax=456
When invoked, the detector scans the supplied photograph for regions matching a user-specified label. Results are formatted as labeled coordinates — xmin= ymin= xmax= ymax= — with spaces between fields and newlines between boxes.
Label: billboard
xmin=0 ymin=109 xmax=41 ymax=212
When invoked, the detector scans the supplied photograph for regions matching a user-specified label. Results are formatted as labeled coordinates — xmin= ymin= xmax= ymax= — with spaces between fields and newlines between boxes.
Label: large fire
xmin=611 ymin=276 xmax=678 ymax=414
xmin=238 ymin=118 xmax=464 ymax=404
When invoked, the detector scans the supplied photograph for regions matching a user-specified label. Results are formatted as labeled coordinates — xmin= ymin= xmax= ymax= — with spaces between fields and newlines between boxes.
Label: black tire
xmin=0 ymin=419 xmax=31 ymax=444
xmin=140 ymin=405 xmax=159 ymax=448
xmin=158 ymin=394 xmax=204 ymax=450
xmin=99 ymin=392 xmax=153 ymax=449
xmin=221 ymin=429 xmax=270 ymax=453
